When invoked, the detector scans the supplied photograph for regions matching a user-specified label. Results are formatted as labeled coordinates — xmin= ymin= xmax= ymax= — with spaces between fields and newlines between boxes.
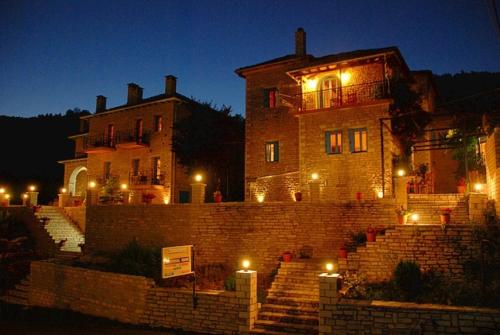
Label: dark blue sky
xmin=1 ymin=0 xmax=499 ymax=117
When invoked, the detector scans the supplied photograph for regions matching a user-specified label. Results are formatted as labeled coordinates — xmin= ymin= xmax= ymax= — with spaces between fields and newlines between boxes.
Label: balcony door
xmin=151 ymin=157 xmax=161 ymax=185
xmin=135 ymin=119 xmax=143 ymax=143
xmin=319 ymin=77 xmax=340 ymax=108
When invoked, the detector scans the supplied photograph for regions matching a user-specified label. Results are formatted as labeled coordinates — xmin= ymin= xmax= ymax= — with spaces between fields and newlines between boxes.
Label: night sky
xmin=1 ymin=0 xmax=499 ymax=117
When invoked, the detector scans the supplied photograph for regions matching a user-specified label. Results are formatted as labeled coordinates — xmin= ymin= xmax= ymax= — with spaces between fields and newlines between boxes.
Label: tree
xmin=172 ymin=102 xmax=245 ymax=201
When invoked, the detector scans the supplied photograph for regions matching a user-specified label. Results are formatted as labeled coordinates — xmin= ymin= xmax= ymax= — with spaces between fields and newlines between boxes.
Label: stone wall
xmin=339 ymin=225 xmax=478 ymax=282
xmin=407 ymin=194 xmax=468 ymax=224
xmin=63 ymin=206 xmax=86 ymax=232
xmin=29 ymin=261 xmax=251 ymax=334
xmin=321 ymin=297 xmax=500 ymax=335
xmin=85 ymin=202 xmax=398 ymax=281
xmin=485 ymin=127 xmax=499 ymax=214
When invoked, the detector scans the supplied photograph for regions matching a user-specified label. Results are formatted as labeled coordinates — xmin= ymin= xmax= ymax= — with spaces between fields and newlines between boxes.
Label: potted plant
xmin=294 ymin=191 xmax=302 ymax=202
xmin=366 ymin=227 xmax=376 ymax=242
xmin=440 ymin=208 xmax=452 ymax=224
xmin=457 ymin=177 xmax=466 ymax=194
xmin=213 ymin=190 xmax=223 ymax=203
xmin=282 ymin=251 xmax=293 ymax=262
xmin=338 ymin=245 xmax=348 ymax=259
xmin=395 ymin=206 xmax=412 ymax=224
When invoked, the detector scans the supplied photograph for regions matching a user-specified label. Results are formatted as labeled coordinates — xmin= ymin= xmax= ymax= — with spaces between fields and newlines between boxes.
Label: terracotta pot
xmin=294 ymin=192 xmax=302 ymax=202
xmin=397 ymin=214 xmax=408 ymax=225
xmin=214 ymin=194 xmax=222 ymax=203
xmin=338 ymin=247 xmax=348 ymax=259
xmin=457 ymin=185 xmax=466 ymax=194
xmin=366 ymin=231 xmax=376 ymax=242
xmin=440 ymin=213 xmax=451 ymax=224
xmin=282 ymin=252 xmax=293 ymax=262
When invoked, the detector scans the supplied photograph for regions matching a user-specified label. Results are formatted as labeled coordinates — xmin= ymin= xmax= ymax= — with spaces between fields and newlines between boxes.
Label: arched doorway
xmin=68 ymin=166 xmax=88 ymax=196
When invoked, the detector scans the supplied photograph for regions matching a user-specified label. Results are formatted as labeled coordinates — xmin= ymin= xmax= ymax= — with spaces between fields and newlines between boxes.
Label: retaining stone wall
xmin=85 ymin=201 xmax=397 ymax=281
xmin=321 ymin=298 xmax=500 ymax=335
xmin=339 ymin=225 xmax=478 ymax=282
xmin=407 ymin=194 xmax=468 ymax=224
xmin=63 ymin=206 xmax=86 ymax=232
xmin=29 ymin=261 xmax=242 ymax=334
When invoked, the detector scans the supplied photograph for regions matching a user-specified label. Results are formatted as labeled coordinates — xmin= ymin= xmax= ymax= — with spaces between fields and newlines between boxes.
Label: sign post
xmin=162 ymin=245 xmax=197 ymax=308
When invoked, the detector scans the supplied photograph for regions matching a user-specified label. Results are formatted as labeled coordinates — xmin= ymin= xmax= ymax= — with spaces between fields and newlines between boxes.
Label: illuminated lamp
xmin=242 ymin=259 xmax=250 ymax=271
xmin=397 ymin=169 xmax=406 ymax=177
xmin=311 ymin=173 xmax=319 ymax=181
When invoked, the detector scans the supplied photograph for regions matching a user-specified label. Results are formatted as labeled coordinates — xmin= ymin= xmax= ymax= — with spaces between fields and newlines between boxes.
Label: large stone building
xmin=236 ymin=28 xmax=438 ymax=202
xmin=59 ymin=75 xmax=199 ymax=204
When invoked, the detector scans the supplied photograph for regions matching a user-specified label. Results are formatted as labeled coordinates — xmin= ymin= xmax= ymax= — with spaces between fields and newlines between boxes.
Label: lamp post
xmin=191 ymin=174 xmax=206 ymax=204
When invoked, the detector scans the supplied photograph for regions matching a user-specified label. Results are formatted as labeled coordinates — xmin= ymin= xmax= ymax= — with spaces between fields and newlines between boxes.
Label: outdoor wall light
xmin=311 ymin=173 xmax=319 ymax=181
xmin=4 ymin=194 xmax=10 ymax=200
xmin=474 ymin=183 xmax=483 ymax=192
xmin=340 ymin=72 xmax=351 ymax=85
xmin=0 ymin=188 xmax=5 ymax=194
xmin=28 ymin=185 xmax=36 ymax=192
xmin=88 ymin=181 xmax=96 ymax=189
xmin=194 ymin=174 xmax=203 ymax=182
xmin=397 ymin=169 xmax=406 ymax=177
xmin=305 ymin=78 xmax=317 ymax=90
xmin=377 ymin=191 xmax=384 ymax=199
xmin=411 ymin=213 xmax=419 ymax=224
xmin=22 ymin=193 xmax=28 ymax=199
xmin=61 ymin=188 xmax=67 ymax=194
xmin=242 ymin=259 xmax=250 ymax=271
xmin=325 ymin=262 xmax=334 ymax=274
xmin=256 ymin=195 xmax=264 ymax=203
xmin=120 ymin=183 xmax=128 ymax=190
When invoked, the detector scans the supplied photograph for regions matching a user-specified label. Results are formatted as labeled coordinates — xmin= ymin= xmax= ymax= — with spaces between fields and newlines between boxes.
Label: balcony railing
xmin=83 ymin=133 xmax=116 ymax=152
xmin=129 ymin=171 xmax=165 ymax=186
xmin=116 ymin=129 xmax=151 ymax=147
xmin=298 ymin=80 xmax=388 ymax=112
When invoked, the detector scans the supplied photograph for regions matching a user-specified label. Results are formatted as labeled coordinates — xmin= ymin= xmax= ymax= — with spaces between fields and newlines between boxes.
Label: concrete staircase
xmin=408 ymin=194 xmax=468 ymax=224
xmin=251 ymin=261 xmax=321 ymax=335
xmin=0 ymin=274 xmax=31 ymax=306
xmin=35 ymin=206 xmax=84 ymax=253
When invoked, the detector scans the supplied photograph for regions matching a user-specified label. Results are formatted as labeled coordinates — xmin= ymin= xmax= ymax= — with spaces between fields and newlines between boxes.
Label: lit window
xmin=325 ymin=130 xmax=342 ymax=154
xmin=263 ymin=88 xmax=278 ymax=108
xmin=349 ymin=128 xmax=367 ymax=153
xmin=154 ymin=115 xmax=163 ymax=132
xmin=265 ymin=141 xmax=279 ymax=162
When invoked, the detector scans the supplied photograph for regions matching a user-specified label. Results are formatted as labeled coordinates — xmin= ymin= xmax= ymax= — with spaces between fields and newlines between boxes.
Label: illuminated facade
xmin=236 ymin=28 xmax=437 ymax=202
xmin=59 ymin=76 xmax=197 ymax=204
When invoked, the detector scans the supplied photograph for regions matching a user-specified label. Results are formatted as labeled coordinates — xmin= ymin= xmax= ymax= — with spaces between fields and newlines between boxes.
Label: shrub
xmin=394 ymin=260 xmax=422 ymax=300
xmin=107 ymin=240 xmax=162 ymax=281
xmin=224 ymin=274 xmax=236 ymax=291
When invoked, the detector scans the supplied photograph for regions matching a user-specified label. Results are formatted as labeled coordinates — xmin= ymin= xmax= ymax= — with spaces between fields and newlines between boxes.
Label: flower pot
xmin=397 ymin=214 xmax=408 ymax=225
xmin=214 ymin=193 xmax=222 ymax=203
xmin=282 ymin=252 xmax=293 ymax=262
xmin=457 ymin=185 xmax=466 ymax=194
xmin=338 ymin=247 xmax=348 ymax=259
xmin=356 ymin=192 xmax=362 ymax=201
xmin=366 ymin=231 xmax=376 ymax=242
xmin=440 ymin=213 xmax=451 ymax=224
xmin=294 ymin=192 xmax=302 ymax=202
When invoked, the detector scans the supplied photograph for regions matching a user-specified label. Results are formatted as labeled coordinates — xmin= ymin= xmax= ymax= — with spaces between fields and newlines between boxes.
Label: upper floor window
xmin=131 ymin=159 xmax=140 ymax=176
xmin=325 ymin=130 xmax=342 ymax=154
xmin=107 ymin=124 xmax=114 ymax=146
xmin=263 ymin=88 xmax=278 ymax=108
xmin=349 ymin=128 xmax=368 ymax=153
xmin=154 ymin=115 xmax=163 ymax=132
xmin=265 ymin=141 xmax=279 ymax=162
xmin=319 ymin=77 xmax=341 ymax=109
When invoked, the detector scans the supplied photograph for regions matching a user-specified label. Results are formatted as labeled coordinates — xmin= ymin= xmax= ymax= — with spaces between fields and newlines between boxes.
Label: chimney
xmin=127 ymin=83 xmax=143 ymax=105
xmin=295 ymin=27 xmax=306 ymax=57
xmin=165 ymin=75 xmax=177 ymax=96
xmin=96 ymin=95 xmax=107 ymax=113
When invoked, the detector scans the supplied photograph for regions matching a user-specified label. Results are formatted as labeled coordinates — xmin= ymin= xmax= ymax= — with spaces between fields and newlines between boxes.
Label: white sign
xmin=162 ymin=245 xmax=193 ymax=279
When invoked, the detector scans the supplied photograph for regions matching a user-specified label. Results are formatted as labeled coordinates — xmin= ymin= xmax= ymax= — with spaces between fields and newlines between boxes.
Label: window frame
xmin=263 ymin=88 xmax=278 ymax=108
xmin=265 ymin=141 xmax=279 ymax=163
xmin=348 ymin=128 xmax=368 ymax=153
xmin=325 ymin=129 xmax=343 ymax=154
xmin=154 ymin=115 xmax=163 ymax=132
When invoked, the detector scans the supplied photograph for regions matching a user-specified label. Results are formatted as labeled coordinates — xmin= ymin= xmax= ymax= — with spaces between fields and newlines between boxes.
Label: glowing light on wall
xmin=121 ymin=183 xmax=128 ymax=190
xmin=305 ymin=78 xmax=318 ymax=91
xmin=340 ymin=72 xmax=351 ymax=85
xmin=411 ymin=213 xmax=419 ymax=223
xmin=28 ymin=185 xmax=36 ymax=192
xmin=22 ymin=194 xmax=28 ymax=199
xmin=397 ymin=169 xmax=406 ymax=177
xmin=194 ymin=174 xmax=203 ymax=182
xmin=0 ymin=188 xmax=4 ymax=194
xmin=256 ymin=194 xmax=265 ymax=203
xmin=377 ymin=191 xmax=384 ymax=199
xmin=242 ymin=259 xmax=250 ymax=271
xmin=474 ymin=183 xmax=483 ymax=192
xmin=88 ymin=181 xmax=96 ymax=189
xmin=311 ymin=173 xmax=319 ymax=181
xmin=4 ymin=194 xmax=10 ymax=200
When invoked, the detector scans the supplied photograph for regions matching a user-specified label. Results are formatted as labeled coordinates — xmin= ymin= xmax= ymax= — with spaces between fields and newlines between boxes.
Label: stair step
xmin=0 ymin=295 xmax=29 ymax=306
xmin=248 ymin=328 xmax=293 ymax=335
xmin=260 ymin=303 xmax=318 ymax=316
xmin=266 ymin=296 xmax=319 ymax=308
xmin=271 ymin=283 xmax=319 ymax=291
xmin=253 ymin=320 xmax=318 ymax=334
xmin=258 ymin=311 xmax=318 ymax=325
xmin=268 ymin=290 xmax=318 ymax=300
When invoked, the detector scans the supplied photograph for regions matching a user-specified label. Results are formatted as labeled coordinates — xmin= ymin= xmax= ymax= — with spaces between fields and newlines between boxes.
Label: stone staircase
xmin=408 ymin=194 xmax=468 ymax=224
xmin=35 ymin=206 xmax=84 ymax=253
xmin=250 ymin=261 xmax=321 ymax=335
xmin=0 ymin=274 xmax=31 ymax=306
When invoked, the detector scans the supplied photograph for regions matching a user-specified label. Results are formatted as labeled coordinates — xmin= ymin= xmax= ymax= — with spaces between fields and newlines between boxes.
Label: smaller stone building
xmin=59 ymin=75 xmax=201 ymax=204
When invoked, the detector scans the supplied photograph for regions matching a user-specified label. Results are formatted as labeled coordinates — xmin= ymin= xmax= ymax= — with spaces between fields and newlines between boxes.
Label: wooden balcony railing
xmin=298 ymin=80 xmax=388 ymax=112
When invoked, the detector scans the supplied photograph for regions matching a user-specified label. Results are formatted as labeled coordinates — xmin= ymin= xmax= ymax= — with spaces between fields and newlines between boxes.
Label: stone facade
xmin=63 ymin=206 xmax=86 ymax=232
xmin=237 ymin=29 xmax=436 ymax=202
xmin=485 ymin=127 xmax=500 ymax=214
xmin=29 ymin=261 xmax=253 ymax=335
xmin=59 ymin=77 xmax=198 ymax=204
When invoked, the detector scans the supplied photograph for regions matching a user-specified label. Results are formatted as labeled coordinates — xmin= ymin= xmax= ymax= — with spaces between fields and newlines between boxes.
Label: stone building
xmin=236 ymin=28 xmax=439 ymax=202
xmin=59 ymin=75 xmax=199 ymax=204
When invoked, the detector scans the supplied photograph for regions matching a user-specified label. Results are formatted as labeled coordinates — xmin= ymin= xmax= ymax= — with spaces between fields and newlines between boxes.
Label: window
xmin=349 ymin=128 xmax=368 ymax=153
xmin=103 ymin=162 xmax=111 ymax=180
xmin=107 ymin=124 xmax=114 ymax=146
xmin=325 ymin=130 xmax=342 ymax=154
xmin=131 ymin=159 xmax=140 ymax=176
xmin=154 ymin=115 xmax=163 ymax=132
xmin=265 ymin=141 xmax=279 ymax=162
xmin=263 ymin=88 xmax=278 ymax=108
xmin=135 ymin=119 xmax=143 ymax=142
xmin=151 ymin=157 xmax=161 ymax=184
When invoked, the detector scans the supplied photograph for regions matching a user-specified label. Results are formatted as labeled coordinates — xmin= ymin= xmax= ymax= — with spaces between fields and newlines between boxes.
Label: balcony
xmin=83 ymin=134 xmax=116 ymax=153
xmin=115 ymin=129 xmax=151 ymax=149
xmin=297 ymin=80 xmax=388 ymax=113
xmin=129 ymin=171 xmax=165 ymax=186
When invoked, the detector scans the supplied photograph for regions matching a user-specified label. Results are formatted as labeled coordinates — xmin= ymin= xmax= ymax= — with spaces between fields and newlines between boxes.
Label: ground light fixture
xmin=397 ymin=169 xmax=406 ymax=177
xmin=194 ymin=174 xmax=203 ymax=182
xmin=474 ymin=183 xmax=483 ymax=192
xmin=61 ymin=188 xmax=67 ymax=194
xmin=242 ymin=259 xmax=250 ymax=272
xmin=28 ymin=185 xmax=36 ymax=192
xmin=411 ymin=213 xmax=419 ymax=224
xmin=377 ymin=191 xmax=384 ymax=199
xmin=0 ymin=188 xmax=5 ymax=194
xmin=325 ymin=262 xmax=334 ymax=274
